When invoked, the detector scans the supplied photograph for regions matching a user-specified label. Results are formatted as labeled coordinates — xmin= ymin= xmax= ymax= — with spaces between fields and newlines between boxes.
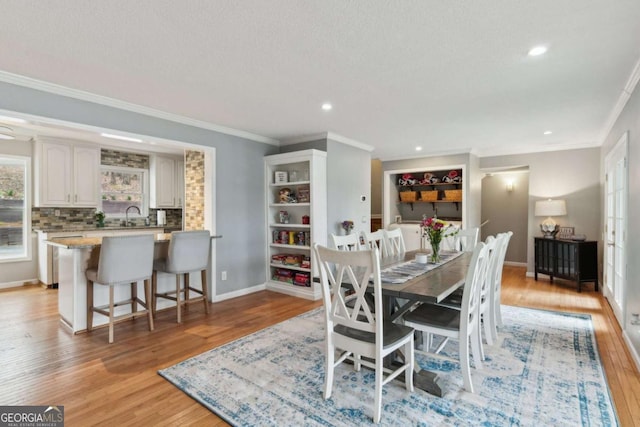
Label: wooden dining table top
xmin=379 ymin=250 xmax=471 ymax=304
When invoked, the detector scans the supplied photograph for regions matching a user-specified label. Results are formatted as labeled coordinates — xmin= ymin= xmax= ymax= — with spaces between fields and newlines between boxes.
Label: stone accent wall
xmin=32 ymin=207 xmax=183 ymax=230
xmin=101 ymin=149 xmax=149 ymax=169
xmin=184 ymin=150 xmax=205 ymax=230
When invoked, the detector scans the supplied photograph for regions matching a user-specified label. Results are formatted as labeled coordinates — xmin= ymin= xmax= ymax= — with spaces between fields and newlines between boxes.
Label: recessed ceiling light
xmin=100 ymin=133 xmax=143 ymax=143
xmin=415 ymin=146 xmax=422 ymax=151
xmin=543 ymin=130 xmax=552 ymax=135
xmin=0 ymin=115 xmax=27 ymax=124
xmin=0 ymin=125 xmax=14 ymax=140
xmin=321 ymin=103 xmax=332 ymax=111
xmin=528 ymin=45 xmax=548 ymax=56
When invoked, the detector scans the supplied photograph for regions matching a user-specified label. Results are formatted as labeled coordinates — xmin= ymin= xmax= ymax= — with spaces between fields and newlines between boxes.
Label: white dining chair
xmin=488 ymin=231 xmax=513 ymax=342
xmin=86 ymin=234 xmax=155 ymax=344
xmin=434 ymin=235 xmax=498 ymax=356
xmin=403 ymin=241 xmax=490 ymax=393
xmin=455 ymin=227 xmax=479 ymax=251
xmin=383 ymin=228 xmax=406 ymax=256
xmin=152 ymin=230 xmax=211 ymax=323
xmin=314 ymin=244 xmax=414 ymax=423
xmin=361 ymin=229 xmax=389 ymax=258
xmin=330 ymin=233 xmax=361 ymax=251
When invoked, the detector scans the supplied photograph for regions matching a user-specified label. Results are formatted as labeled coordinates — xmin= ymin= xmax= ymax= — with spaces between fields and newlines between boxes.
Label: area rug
xmin=158 ymin=306 xmax=618 ymax=426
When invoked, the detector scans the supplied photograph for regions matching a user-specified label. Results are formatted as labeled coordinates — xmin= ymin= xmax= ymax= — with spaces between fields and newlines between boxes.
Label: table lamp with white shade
xmin=535 ymin=199 xmax=567 ymax=238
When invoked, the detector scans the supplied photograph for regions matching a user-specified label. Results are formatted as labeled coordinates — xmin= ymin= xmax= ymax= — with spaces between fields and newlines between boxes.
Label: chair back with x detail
xmin=314 ymin=243 xmax=414 ymax=423
xmin=383 ymin=227 xmax=406 ymax=256
xmin=330 ymin=233 xmax=361 ymax=251
xmin=360 ymin=229 xmax=389 ymax=258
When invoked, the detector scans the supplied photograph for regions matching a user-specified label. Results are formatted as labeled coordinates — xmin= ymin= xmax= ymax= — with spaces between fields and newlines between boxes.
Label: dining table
xmin=377 ymin=249 xmax=473 ymax=397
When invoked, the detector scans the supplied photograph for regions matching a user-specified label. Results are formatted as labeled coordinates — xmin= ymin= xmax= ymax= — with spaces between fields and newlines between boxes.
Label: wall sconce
xmin=534 ymin=199 xmax=567 ymax=238
xmin=506 ymin=180 xmax=514 ymax=192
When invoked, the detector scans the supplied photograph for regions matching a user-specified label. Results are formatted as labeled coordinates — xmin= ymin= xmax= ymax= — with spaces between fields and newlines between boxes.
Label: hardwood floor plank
xmin=1 ymin=268 xmax=639 ymax=426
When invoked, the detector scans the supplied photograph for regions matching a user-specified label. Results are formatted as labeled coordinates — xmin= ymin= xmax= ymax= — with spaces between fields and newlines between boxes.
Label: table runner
xmin=380 ymin=250 xmax=463 ymax=284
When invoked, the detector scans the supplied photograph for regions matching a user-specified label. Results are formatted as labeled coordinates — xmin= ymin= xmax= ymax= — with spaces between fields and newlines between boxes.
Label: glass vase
xmin=430 ymin=241 xmax=441 ymax=263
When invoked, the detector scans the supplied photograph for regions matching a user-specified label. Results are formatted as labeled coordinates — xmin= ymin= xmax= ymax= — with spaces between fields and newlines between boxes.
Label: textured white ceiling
xmin=1 ymin=1 xmax=640 ymax=159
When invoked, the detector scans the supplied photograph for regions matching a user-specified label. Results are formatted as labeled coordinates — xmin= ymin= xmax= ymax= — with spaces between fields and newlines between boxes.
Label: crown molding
xmin=0 ymin=70 xmax=279 ymax=146
xmin=281 ymin=132 xmax=374 ymax=152
xmin=598 ymin=57 xmax=640 ymax=145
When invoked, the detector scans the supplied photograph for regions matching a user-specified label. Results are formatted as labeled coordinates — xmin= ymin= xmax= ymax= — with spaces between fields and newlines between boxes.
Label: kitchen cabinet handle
xmin=67 ymin=194 xmax=70 ymax=202
xmin=75 ymin=194 xmax=78 ymax=202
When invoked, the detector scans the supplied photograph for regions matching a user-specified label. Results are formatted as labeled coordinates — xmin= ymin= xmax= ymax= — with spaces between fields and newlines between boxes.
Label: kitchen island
xmin=46 ymin=233 xmax=215 ymax=333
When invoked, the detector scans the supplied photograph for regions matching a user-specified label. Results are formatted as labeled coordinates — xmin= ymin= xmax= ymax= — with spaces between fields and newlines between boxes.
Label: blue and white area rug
xmin=158 ymin=306 xmax=618 ymax=426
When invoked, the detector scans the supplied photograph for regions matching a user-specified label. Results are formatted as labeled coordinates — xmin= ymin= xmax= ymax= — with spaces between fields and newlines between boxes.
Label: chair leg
xmin=460 ymin=335 xmax=474 ymax=393
xmin=144 ymin=279 xmax=154 ymax=332
xmin=201 ymin=269 xmax=209 ymax=314
xmin=374 ymin=357 xmax=383 ymax=423
xmin=483 ymin=312 xmax=494 ymax=346
xmin=324 ymin=344 xmax=334 ymax=399
xmin=175 ymin=274 xmax=182 ymax=323
xmin=151 ymin=270 xmax=157 ymax=317
xmin=405 ymin=339 xmax=414 ymax=392
xmin=86 ymin=280 xmax=94 ymax=332
xmin=108 ymin=286 xmax=115 ymax=344
xmin=184 ymin=272 xmax=190 ymax=306
xmin=131 ymin=282 xmax=138 ymax=314
xmin=470 ymin=327 xmax=483 ymax=370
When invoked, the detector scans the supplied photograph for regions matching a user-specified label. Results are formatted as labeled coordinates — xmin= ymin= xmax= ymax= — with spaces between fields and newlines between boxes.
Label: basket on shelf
xmin=399 ymin=191 xmax=417 ymax=202
xmin=420 ymin=190 xmax=438 ymax=201
xmin=444 ymin=189 xmax=462 ymax=201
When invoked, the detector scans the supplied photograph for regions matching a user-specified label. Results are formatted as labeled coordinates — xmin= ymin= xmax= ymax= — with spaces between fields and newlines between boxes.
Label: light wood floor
xmin=1 ymin=267 xmax=638 ymax=426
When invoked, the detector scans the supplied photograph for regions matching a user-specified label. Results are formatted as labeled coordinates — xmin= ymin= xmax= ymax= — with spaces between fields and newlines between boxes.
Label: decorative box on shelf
xmin=274 ymin=171 xmax=288 ymax=183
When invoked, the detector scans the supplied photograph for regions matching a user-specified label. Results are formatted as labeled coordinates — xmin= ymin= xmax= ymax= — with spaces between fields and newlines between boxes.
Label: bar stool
xmin=86 ymin=234 xmax=155 ymax=344
xmin=152 ymin=230 xmax=211 ymax=323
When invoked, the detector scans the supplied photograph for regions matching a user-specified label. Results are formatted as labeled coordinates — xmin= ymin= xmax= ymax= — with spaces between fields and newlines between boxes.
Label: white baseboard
xmin=525 ymin=271 xmax=535 ymax=278
xmin=212 ymin=283 xmax=266 ymax=302
xmin=0 ymin=279 xmax=39 ymax=290
xmin=623 ymin=330 xmax=640 ymax=373
xmin=504 ymin=261 xmax=526 ymax=267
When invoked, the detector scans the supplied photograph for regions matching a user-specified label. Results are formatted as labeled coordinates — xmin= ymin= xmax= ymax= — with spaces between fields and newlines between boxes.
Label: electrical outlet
xmin=54 ymin=209 xmax=60 ymax=217
xmin=221 ymin=271 xmax=227 ymax=281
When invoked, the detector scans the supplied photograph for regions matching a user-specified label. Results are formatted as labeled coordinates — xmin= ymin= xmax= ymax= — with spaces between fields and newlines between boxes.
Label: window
xmin=100 ymin=166 xmax=148 ymax=216
xmin=0 ymin=155 xmax=30 ymax=262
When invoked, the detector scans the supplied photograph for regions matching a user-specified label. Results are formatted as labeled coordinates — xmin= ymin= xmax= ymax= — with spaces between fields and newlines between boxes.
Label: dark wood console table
xmin=534 ymin=237 xmax=598 ymax=292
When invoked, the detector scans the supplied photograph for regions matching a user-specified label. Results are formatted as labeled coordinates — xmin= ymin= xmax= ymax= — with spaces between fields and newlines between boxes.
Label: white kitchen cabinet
xmin=150 ymin=154 xmax=184 ymax=208
xmin=34 ymin=138 xmax=99 ymax=207
xmin=264 ymin=149 xmax=327 ymax=300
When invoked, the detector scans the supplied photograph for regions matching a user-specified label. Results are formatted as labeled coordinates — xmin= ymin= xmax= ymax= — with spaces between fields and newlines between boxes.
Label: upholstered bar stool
xmin=152 ymin=230 xmax=211 ymax=323
xmin=86 ymin=234 xmax=155 ymax=344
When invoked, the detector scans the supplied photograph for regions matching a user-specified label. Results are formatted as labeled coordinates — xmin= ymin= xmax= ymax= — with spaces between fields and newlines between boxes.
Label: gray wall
xmin=600 ymin=79 xmax=640 ymax=361
xmin=0 ymin=81 xmax=277 ymax=295
xmin=326 ymin=139 xmax=371 ymax=238
xmin=481 ymin=171 xmax=529 ymax=263
xmin=480 ymin=147 xmax=601 ymax=275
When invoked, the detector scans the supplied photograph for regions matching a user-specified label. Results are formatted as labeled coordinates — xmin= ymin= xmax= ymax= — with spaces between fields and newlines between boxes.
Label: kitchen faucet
xmin=125 ymin=205 xmax=141 ymax=227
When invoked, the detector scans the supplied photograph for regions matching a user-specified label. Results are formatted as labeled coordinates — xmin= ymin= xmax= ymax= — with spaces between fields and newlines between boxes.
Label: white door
xmin=603 ymin=132 xmax=628 ymax=326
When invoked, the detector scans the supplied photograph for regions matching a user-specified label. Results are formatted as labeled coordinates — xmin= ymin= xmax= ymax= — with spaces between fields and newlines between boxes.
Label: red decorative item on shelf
xmin=302 ymin=215 xmax=310 ymax=224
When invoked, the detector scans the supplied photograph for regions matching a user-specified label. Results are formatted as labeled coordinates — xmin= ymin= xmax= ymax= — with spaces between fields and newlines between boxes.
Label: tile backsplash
xmin=32 ymin=207 xmax=182 ymax=230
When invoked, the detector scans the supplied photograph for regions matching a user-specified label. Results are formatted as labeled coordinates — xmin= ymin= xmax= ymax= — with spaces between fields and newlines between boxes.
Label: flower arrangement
xmin=341 ymin=220 xmax=354 ymax=234
xmin=420 ymin=216 xmax=458 ymax=262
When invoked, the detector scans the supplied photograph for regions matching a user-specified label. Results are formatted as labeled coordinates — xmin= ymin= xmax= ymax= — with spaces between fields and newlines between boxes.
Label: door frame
xmin=603 ymin=131 xmax=628 ymax=326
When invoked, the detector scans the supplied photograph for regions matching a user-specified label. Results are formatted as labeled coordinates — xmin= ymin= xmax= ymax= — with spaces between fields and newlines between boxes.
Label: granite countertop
xmin=33 ymin=226 xmax=167 ymax=233
xmin=46 ymin=233 xmax=173 ymax=249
